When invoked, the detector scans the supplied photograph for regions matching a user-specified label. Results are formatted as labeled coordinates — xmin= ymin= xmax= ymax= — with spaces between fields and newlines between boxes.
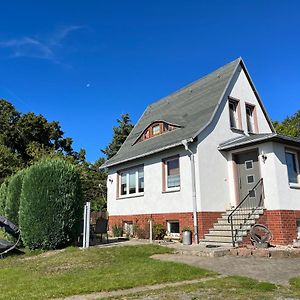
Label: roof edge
xmin=100 ymin=140 xmax=186 ymax=169
xmin=239 ymin=59 xmax=276 ymax=133
xmin=191 ymin=57 xmax=242 ymax=139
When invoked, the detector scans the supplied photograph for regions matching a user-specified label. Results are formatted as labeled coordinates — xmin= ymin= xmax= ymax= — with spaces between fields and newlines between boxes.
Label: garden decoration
xmin=0 ymin=215 xmax=20 ymax=258
xmin=250 ymin=224 xmax=272 ymax=248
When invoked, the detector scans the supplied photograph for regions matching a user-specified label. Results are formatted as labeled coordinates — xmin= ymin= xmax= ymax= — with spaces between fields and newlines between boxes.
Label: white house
xmin=101 ymin=58 xmax=300 ymax=246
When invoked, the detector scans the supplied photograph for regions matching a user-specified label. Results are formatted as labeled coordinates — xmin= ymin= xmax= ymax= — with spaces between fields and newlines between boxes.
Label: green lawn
xmin=0 ymin=245 xmax=214 ymax=300
xmin=112 ymin=275 xmax=300 ymax=300
xmin=2 ymin=244 xmax=300 ymax=300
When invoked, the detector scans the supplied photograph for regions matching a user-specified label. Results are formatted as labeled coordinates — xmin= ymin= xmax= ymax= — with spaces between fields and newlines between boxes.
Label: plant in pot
xmin=181 ymin=227 xmax=192 ymax=245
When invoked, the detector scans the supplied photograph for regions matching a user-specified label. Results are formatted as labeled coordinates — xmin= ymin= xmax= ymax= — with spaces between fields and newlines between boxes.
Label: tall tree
xmin=273 ymin=109 xmax=300 ymax=138
xmin=0 ymin=144 xmax=23 ymax=185
xmin=0 ymin=99 xmax=76 ymax=163
xmin=79 ymin=157 xmax=108 ymax=211
xmin=102 ymin=113 xmax=134 ymax=159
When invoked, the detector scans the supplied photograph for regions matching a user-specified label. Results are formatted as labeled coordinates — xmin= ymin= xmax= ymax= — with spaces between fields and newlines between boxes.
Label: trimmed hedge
xmin=5 ymin=169 xmax=25 ymax=225
xmin=19 ymin=159 xmax=83 ymax=250
xmin=0 ymin=178 xmax=10 ymax=216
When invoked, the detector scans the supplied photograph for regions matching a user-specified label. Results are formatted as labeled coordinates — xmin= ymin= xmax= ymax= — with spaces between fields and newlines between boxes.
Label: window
xmin=229 ymin=99 xmax=240 ymax=129
xmin=167 ymin=220 xmax=180 ymax=237
xmin=247 ymin=175 xmax=255 ymax=184
xmin=248 ymin=190 xmax=256 ymax=198
xmin=136 ymin=121 xmax=180 ymax=143
xmin=119 ymin=166 xmax=144 ymax=197
xmin=246 ymin=104 xmax=255 ymax=133
xmin=152 ymin=124 xmax=160 ymax=135
xmin=123 ymin=221 xmax=133 ymax=236
xmin=165 ymin=157 xmax=180 ymax=190
xmin=285 ymin=151 xmax=300 ymax=184
xmin=245 ymin=160 xmax=253 ymax=170
xmin=297 ymin=219 xmax=300 ymax=240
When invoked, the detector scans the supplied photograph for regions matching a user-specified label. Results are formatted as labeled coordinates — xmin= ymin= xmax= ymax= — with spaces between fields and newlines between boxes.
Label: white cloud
xmin=0 ymin=26 xmax=84 ymax=63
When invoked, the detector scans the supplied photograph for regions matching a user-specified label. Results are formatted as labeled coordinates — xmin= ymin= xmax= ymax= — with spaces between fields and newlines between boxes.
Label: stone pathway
xmin=54 ymin=276 xmax=225 ymax=300
xmin=152 ymin=253 xmax=300 ymax=285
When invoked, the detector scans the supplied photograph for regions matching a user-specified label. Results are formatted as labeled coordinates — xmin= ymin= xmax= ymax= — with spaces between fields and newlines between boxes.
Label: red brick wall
xmin=109 ymin=211 xmax=222 ymax=241
xmin=240 ymin=210 xmax=300 ymax=246
xmin=197 ymin=211 xmax=223 ymax=238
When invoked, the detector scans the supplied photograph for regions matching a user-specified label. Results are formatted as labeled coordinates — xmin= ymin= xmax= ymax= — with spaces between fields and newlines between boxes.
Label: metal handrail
xmin=228 ymin=178 xmax=264 ymax=247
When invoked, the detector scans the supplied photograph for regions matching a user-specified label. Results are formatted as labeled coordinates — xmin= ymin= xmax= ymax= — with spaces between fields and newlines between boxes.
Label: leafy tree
xmin=0 ymin=99 xmax=107 ymax=212
xmin=19 ymin=159 xmax=83 ymax=250
xmin=77 ymin=157 xmax=107 ymax=211
xmin=0 ymin=144 xmax=23 ymax=184
xmin=273 ymin=110 xmax=300 ymax=138
xmin=102 ymin=113 xmax=134 ymax=159
xmin=0 ymin=99 xmax=76 ymax=163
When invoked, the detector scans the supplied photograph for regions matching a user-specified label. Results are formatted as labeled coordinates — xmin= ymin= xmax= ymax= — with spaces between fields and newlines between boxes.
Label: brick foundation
xmin=197 ymin=211 xmax=223 ymax=238
xmin=109 ymin=211 xmax=222 ymax=241
xmin=240 ymin=210 xmax=300 ymax=246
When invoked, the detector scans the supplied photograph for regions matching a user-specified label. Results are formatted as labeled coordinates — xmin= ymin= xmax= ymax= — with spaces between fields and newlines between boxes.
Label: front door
xmin=235 ymin=150 xmax=261 ymax=205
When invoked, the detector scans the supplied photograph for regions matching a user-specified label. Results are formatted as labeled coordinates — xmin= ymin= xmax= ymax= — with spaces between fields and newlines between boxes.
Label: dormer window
xmin=135 ymin=121 xmax=181 ymax=144
xmin=152 ymin=124 xmax=161 ymax=135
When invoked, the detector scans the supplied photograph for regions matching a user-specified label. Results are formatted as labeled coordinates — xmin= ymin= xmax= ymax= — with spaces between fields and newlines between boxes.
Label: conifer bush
xmin=0 ymin=178 xmax=10 ymax=216
xmin=5 ymin=169 xmax=25 ymax=225
xmin=19 ymin=159 xmax=83 ymax=249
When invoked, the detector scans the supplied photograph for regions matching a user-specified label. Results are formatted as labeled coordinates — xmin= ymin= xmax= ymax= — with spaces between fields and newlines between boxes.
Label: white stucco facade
xmin=106 ymin=64 xmax=300 ymax=217
xmin=107 ymin=147 xmax=195 ymax=216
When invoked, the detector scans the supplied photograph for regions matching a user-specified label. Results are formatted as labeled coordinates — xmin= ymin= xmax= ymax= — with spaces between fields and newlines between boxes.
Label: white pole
xmin=83 ymin=204 xmax=87 ymax=248
xmin=149 ymin=219 xmax=153 ymax=243
xmin=86 ymin=202 xmax=91 ymax=248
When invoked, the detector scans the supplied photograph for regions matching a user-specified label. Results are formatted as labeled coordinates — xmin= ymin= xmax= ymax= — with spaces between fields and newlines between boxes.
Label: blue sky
xmin=0 ymin=1 xmax=299 ymax=162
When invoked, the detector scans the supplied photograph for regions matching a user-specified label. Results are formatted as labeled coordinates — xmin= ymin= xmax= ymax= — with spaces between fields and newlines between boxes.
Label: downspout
xmin=182 ymin=138 xmax=198 ymax=244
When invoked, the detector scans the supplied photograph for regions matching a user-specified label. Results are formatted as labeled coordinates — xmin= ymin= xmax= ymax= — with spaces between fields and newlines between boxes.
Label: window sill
xmin=162 ymin=188 xmax=181 ymax=194
xmin=289 ymin=183 xmax=300 ymax=190
xmin=117 ymin=193 xmax=144 ymax=199
xmin=231 ymin=127 xmax=244 ymax=134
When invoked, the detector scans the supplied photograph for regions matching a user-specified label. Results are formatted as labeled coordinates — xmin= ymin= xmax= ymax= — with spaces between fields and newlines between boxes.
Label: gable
xmin=229 ymin=65 xmax=274 ymax=133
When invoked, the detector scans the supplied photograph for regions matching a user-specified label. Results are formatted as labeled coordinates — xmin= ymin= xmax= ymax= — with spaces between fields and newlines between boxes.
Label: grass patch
xmin=113 ymin=276 xmax=281 ymax=300
xmin=290 ymin=276 xmax=300 ymax=289
xmin=0 ymin=245 xmax=214 ymax=299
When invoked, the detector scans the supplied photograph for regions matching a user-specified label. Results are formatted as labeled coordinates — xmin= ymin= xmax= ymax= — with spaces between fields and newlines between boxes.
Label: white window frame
xmin=167 ymin=220 xmax=180 ymax=237
xmin=245 ymin=104 xmax=255 ymax=133
xmin=152 ymin=124 xmax=160 ymax=135
xmin=285 ymin=150 xmax=300 ymax=185
xmin=165 ymin=157 xmax=180 ymax=191
xmin=297 ymin=219 xmax=300 ymax=240
xmin=119 ymin=166 xmax=144 ymax=198
xmin=229 ymin=100 xmax=239 ymax=129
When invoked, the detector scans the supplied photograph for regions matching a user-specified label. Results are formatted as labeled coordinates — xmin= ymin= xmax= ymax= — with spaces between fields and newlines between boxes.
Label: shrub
xmin=5 ymin=169 xmax=25 ymax=225
xmin=153 ymin=223 xmax=166 ymax=240
xmin=181 ymin=226 xmax=192 ymax=232
xmin=134 ymin=223 xmax=150 ymax=239
xmin=112 ymin=224 xmax=123 ymax=237
xmin=19 ymin=159 xmax=83 ymax=250
xmin=0 ymin=178 xmax=10 ymax=216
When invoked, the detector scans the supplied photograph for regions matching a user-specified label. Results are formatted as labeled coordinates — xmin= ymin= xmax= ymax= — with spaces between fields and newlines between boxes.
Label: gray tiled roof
xmin=102 ymin=58 xmax=242 ymax=168
xmin=218 ymin=133 xmax=300 ymax=151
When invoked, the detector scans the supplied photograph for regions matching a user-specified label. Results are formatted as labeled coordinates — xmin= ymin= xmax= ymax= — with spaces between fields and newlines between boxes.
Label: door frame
xmin=232 ymin=148 xmax=261 ymax=206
